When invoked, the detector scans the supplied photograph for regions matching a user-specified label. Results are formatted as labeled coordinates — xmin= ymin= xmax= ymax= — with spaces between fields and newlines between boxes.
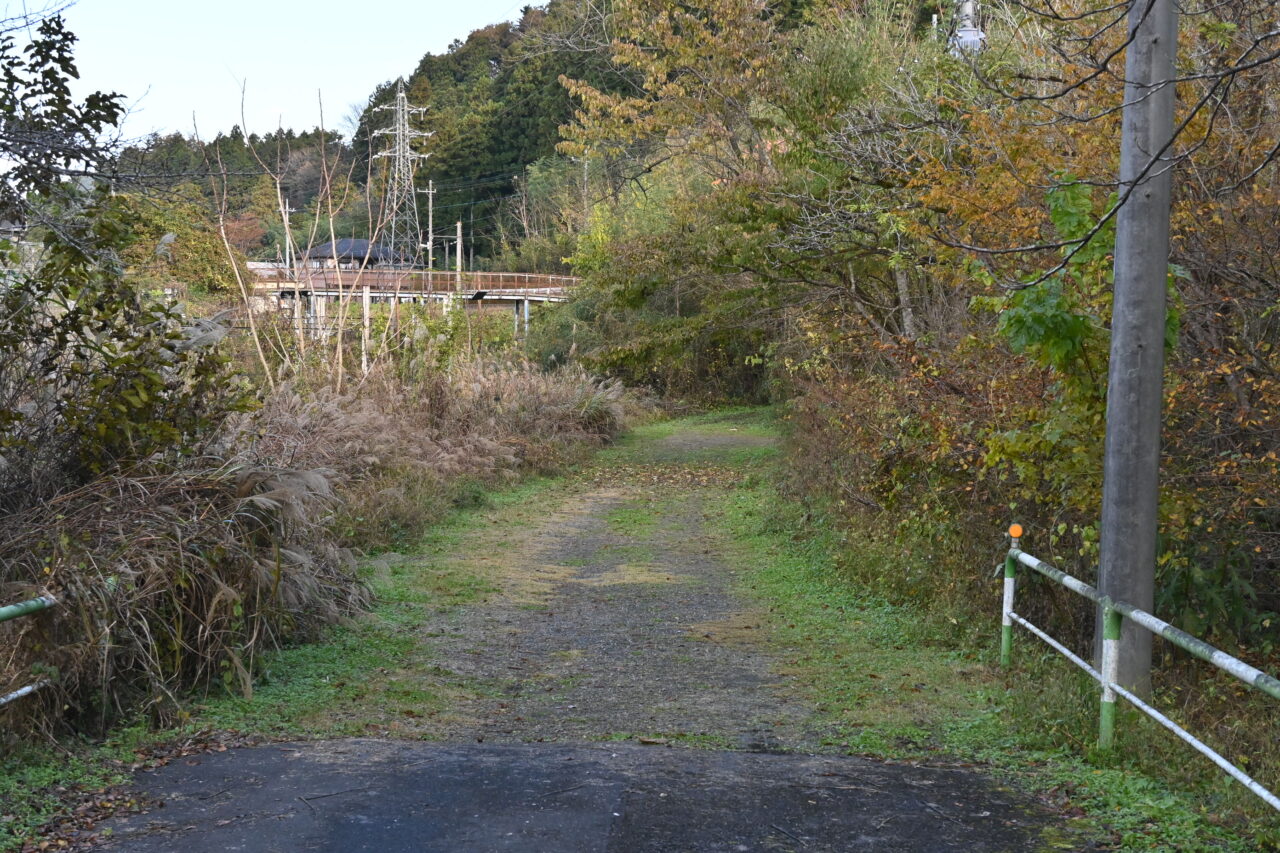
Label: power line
xmin=431 ymin=170 xmax=520 ymax=189
xmin=431 ymin=175 xmax=517 ymax=193
xmin=429 ymin=193 xmax=518 ymax=212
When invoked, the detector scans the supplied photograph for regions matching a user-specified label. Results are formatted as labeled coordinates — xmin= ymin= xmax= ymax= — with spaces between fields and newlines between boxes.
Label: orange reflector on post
xmin=1008 ymin=524 xmax=1023 ymax=540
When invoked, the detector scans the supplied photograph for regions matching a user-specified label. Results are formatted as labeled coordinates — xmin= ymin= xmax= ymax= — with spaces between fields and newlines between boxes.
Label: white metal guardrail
xmin=999 ymin=524 xmax=1280 ymax=812
xmin=0 ymin=593 xmax=57 ymax=708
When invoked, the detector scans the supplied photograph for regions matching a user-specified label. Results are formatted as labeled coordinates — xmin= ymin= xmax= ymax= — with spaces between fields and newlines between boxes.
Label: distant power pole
xmin=1098 ymin=0 xmax=1178 ymax=697
xmin=281 ymin=196 xmax=302 ymax=346
xmin=280 ymin=196 xmax=296 ymax=277
xmin=950 ymin=0 xmax=986 ymax=54
xmin=420 ymin=179 xmax=435 ymax=288
xmin=374 ymin=79 xmax=432 ymax=268
xmin=456 ymin=220 xmax=463 ymax=291
xmin=426 ymin=179 xmax=435 ymax=269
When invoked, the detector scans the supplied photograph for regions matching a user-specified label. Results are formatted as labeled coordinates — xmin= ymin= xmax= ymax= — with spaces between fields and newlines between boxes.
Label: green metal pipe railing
xmin=0 ymin=593 xmax=58 ymax=709
xmin=998 ymin=526 xmax=1280 ymax=812
xmin=0 ymin=594 xmax=57 ymax=624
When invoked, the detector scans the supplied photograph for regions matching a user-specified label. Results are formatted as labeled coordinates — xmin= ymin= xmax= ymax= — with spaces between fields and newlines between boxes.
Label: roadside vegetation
xmin=706 ymin=412 xmax=1274 ymax=851
xmin=599 ymin=410 xmax=1277 ymax=850
xmin=505 ymin=0 xmax=1280 ymax=841
xmin=0 ymin=263 xmax=629 ymax=739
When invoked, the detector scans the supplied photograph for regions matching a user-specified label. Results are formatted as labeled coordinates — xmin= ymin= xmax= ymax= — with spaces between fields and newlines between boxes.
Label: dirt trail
xmin=423 ymin=478 xmax=818 ymax=751
xmin=94 ymin=418 xmax=1055 ymax=851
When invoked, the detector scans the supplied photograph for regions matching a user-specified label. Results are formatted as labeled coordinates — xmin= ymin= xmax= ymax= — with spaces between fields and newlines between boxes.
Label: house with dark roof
xmin=302 ymin=238 xmax=403 ymax=269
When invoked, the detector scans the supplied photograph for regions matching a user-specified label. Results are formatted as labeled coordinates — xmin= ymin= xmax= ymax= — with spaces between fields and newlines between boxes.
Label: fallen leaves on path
xmin=21 ymin=730 xmax=269 ymax=853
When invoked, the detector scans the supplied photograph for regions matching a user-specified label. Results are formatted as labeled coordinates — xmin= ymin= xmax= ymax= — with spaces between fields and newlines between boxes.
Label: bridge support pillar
xmin=361 ymin=285 xmax=372 ymax=373
xmin=314 ymin=293 xmax=327 ymax=338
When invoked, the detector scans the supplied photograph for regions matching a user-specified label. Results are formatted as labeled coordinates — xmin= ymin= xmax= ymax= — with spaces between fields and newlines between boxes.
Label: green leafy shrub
xmin=0 ymin=190 xmax=252 ymax=512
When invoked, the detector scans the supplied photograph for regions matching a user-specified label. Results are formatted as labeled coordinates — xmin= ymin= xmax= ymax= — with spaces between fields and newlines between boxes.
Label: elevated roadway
xmin=254 ymin=267 xmax=580 ymax=334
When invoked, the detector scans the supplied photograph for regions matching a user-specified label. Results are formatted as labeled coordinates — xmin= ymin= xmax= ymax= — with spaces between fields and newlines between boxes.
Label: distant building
xmin=302 ymin=239 xmax=403 ymax=269
xmin=0 ymin=216 xmax=24 ymax=242
xmin=0 ymin=215 xmax=37 ymax=275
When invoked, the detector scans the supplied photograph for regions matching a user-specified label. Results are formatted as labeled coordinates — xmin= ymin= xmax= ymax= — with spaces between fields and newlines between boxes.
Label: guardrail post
xmin=1001 ymin=553 xmax=1017 ymax=667
xmin=1098 ymin=603 xmax=1122 ymax=749
xmin=1001 ymin=524 xmax=1022 ymax=667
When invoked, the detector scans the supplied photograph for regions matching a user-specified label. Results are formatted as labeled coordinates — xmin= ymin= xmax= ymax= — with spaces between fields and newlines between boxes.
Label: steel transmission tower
xmin=374 ymin=79 xmax=431 ymax=268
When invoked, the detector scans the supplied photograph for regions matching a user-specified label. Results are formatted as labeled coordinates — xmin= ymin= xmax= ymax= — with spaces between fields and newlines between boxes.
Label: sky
xmin=51 ymin=0 xmax=529 ymax=141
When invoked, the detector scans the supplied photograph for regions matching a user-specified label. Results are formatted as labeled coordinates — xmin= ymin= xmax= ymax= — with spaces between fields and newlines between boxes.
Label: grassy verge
xmin=703 ymin=410 xmax=1275 ymax=852
xmin=0 ymin=743 xmax=136 ymax=849
xmin=184 ymin=476 xmax=560 ymax=739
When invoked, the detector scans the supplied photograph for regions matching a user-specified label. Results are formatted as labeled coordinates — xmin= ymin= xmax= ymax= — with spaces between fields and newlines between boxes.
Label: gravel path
xmin=92 ymin=422 xmax=1056 ymax=852
xmin=423 ymin=476 xmax=822 ymax=751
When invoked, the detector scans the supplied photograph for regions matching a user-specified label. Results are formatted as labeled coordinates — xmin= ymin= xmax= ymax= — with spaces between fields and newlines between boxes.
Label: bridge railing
xmin=998 ymin=524 xmax=1280 ymax=812
xmin=0 ymin=593 xmax=58 ymax=708
xmin=252 ymin=268 xmax=580 ymax=291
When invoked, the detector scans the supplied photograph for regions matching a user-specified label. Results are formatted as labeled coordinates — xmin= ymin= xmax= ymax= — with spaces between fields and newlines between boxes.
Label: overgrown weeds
xmin=1 ymin=311 xmax=631 ymax=739
xmin=0 ymin=191 xmax=354 ymax=738
xmin=0 ymin=460 xmax=367 ymax=737
xmin=239 ymin=359 xmax=627 ymax=549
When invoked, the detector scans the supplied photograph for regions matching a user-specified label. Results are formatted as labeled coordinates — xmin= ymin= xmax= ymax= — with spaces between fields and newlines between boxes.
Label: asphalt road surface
xmin=95 ymin=740 xmax=1046 ymax=852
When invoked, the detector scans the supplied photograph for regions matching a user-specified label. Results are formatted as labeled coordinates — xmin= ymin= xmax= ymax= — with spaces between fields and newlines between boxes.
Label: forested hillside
xmin=113 ymin=1 xmax=630 ymax=268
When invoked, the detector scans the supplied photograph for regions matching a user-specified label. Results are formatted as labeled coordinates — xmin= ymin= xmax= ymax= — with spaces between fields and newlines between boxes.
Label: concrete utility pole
xmin=1098 ymin=0 xmax=1178 ymax=697
xmin=280 ymin=195 xmax=303 ymax=348
xmin=361 ymin=284 xmax=372 ymax=374
xmin=281 ymin=197 xmax=295 ymax=279
xmin=456 ymin=220 xmax=463 ymax=291
xmin=427 ymin=179 xmax=435 ymax=274
xmin=950 ymin=0 xmax=986 ymax=54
